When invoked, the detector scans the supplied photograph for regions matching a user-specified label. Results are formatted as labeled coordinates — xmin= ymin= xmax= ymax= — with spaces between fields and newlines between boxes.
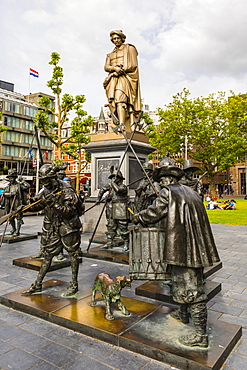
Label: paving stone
xmin=101 ymin=347 xmax=149 ymax=370
xmin=240 ymin=309 xmax=247 ymax=318
xmin=0 ymin=281 xmax=17 ymax=292
xmin=230 ymin=300 xmax=247 ymax=310
xmin=210 ymin=295 xmax=233 ymax=305
xmin=219 ymin=313 xmax=247 ymax=328
xmin=0 ymin=340 xmax=14 ymax=355
xmin=0 ymin=348 xmax=42 ymax=370
xmin=62 ymin=355 xmax=114 ymax=370
xmin=7 ymin=331 xmax=51 ymax=353
xmin=33 ymin=342 xmax=80 ymax=367
xmin=0 ymin=322 xmax=26 ymax=340
xmin=235 ymin=339 xmax=247 ymax=356
xmin=224 ymin=291 xmax=247 ymax=302
xmin=210 ymin=302 xmax=243 ymax=316
xmin=142 ymin=361 xmax=175 ymax=369
xmin=70 ymin=335 xmax=115 ymax=359
xmin=43 ymin=326 xmax=85 ymax=347
xmin=0 ymin=307 xmax=34 ymax=325
xmin=26 ymin=361 xmax=60 ymax=369
xmin=224 ymin=352 xmax=247 ymax=370
xmin=208 ymin=310 xmax=222 ymax=320
xmin=20 ymin=318 xmax=59 ymax=335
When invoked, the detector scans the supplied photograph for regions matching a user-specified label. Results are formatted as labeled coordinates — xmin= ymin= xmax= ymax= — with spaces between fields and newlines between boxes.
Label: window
xmin=30 ymin=107 xmax=37 ymax=117
xmin=40 ymin=136 xmax=51 ymax=147
xmin=2 ymin=145 xmax=20 ymax=157
xmin=23 ymin=106 xmax=37 ymax=117
xmin=3 ymin=131 xmax=20 ymax=142
xmin=4 ymin=116 xmax=20 ymax=128
xmin=5 ymin=101 xmax=20 ymax=113
xmin=23 ymin=120 xmax=34 ymax=131
xmin=23 ymin=133 xmax=34 ymax=144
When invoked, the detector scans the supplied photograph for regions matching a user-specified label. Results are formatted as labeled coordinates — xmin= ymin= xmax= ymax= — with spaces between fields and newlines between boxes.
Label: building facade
xmin=0 ymin=81 xmax=54 ymax=192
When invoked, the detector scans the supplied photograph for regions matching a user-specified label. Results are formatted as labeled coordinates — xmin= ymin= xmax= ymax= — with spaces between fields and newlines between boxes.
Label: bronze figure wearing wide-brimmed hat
xmin=132 ymin=156 xmax=220 ymax=348
xmin=183 ymin=159 xmax=199 ymax=173
xmin=3 ymin=169 xmax=30 ymax=236
xmin=6 ymin=169 xmax=18 ymax=178
xmin=134 ymin=161 xmax=160 ymax=213
xmin=180 ymin=160 xmax=203 ymax=200
xmin=153 ymin=157 xmax=184 ymax=182
xmin=108 ymin=165 xmax=125 ymax=180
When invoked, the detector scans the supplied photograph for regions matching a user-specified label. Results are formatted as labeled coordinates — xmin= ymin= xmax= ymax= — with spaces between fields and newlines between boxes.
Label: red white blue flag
xmin=30 ymin=68 xmax=39 ymax=78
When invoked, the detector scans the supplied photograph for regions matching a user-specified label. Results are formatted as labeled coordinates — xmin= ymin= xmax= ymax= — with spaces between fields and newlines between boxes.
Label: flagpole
xmin=28 ymin=68 xmax=30 ymax=103
xmin=36 ymin=129 xmax=42 ymax=195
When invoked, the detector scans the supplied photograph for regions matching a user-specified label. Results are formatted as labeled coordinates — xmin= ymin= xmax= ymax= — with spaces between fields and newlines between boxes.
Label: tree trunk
xmin=75 ymin=153 xmax=82 ymax=193
xmin=207 ymin=175 xmax=217 ymax=198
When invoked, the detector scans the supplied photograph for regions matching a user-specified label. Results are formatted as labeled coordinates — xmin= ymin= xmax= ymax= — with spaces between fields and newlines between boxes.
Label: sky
xmin=1 ymin=0 xmax=247 ymax=118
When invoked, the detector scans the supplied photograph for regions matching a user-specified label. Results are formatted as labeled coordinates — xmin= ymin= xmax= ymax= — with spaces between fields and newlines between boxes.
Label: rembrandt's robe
xmin=104 ymin=43 xmax=141 ymax=116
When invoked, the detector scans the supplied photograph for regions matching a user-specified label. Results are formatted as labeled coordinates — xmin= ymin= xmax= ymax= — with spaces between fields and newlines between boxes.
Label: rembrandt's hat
xmin=110 ymin=30 xmax=126 ymax=41
xmin=6 ymin=169 xmax=18 ymax=178
xmin=108 ymin=165 xmax=125 ymax=180
xmin=183 ymin=160 xmax=199 ymax=173
xmin=153 ymin=156 xmax=184 ymax=181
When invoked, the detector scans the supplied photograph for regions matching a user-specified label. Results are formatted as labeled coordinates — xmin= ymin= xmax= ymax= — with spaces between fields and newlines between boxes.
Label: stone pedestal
xmin=83 ymin=132 xmax=155 ymax=234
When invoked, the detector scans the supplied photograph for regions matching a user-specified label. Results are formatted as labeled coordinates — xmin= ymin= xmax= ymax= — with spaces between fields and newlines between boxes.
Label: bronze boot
xmin=178 ymin=302 xmax=208 ymax=348
xmin=170 ymin=304 xmax=189 ymax=324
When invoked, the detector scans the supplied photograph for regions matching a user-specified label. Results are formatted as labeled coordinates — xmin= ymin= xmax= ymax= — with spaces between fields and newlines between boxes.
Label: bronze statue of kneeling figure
xmin=90 ymin=273 xmax=131 ymax=320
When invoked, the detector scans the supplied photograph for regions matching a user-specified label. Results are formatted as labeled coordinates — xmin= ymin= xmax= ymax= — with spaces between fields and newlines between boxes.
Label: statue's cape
xmin=139 ymin=184 xmax=220 ymax=268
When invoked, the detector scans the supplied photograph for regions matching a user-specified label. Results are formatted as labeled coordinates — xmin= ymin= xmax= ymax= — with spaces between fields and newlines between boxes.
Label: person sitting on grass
xmin=223 ymin=199 xmax=236 ymax=210
xmin=206 ymin=199 xmax=222 ymax=210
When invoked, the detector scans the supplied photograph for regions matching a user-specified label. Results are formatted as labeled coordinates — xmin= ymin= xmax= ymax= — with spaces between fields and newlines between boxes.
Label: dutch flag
xmin=30 ymin=68 xmax=39 ymax=78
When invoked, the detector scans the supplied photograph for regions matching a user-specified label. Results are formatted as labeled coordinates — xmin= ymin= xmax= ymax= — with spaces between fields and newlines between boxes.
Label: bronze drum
xmin=129 ymin=227 xmax=167 ymax=280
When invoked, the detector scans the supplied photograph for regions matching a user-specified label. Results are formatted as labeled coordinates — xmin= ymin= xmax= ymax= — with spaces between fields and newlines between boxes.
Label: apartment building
xmin=0 ymin=80 xmax=54 ymax=190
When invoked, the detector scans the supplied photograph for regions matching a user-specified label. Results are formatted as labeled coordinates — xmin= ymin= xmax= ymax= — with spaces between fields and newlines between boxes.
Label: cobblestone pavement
xmin=0 ymin=216 xmax=246 ymax=370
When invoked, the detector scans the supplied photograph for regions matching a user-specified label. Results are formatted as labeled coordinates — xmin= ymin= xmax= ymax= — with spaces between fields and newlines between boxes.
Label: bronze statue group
xmin=1 ymin=155 xmax=220 ymax=349
xmin=0 ymin=30 xmax=220 ymax=350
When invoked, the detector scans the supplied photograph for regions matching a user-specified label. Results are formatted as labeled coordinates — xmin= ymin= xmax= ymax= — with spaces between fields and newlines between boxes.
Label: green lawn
xmin=205 ymin=198 xmax=247 ymax=226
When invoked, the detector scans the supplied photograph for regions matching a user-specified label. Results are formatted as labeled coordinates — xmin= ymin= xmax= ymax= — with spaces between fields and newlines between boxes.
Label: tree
xmin=63 ymin=111 xmax=93 ymax=193
xmin=34 ymin=52 xmax=93 ymax=165
xmin=146 ymin=88 xmax=247 ymax=196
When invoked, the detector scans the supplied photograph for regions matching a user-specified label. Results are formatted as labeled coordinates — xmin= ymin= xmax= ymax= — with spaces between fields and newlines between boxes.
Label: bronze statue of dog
xmin=90 ymin=273 xmax=131 ymax=320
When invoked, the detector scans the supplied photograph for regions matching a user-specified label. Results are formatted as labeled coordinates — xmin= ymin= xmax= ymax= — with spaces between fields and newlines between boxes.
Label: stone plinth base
xmin=0 ymin=233 xmax=38 ymax=244
xmin=12 ymin=255 xmax=82 ymax=271
xmin=82 ymin=246 xmax=129 ymax=265
xmin=0 ymin=279 xmax=241 ymax=370
xmin=135 ymin=280 xmax=221 ymax=305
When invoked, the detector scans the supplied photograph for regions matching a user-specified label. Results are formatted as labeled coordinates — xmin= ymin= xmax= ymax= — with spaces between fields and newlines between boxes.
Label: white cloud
xmin=1 ymin=0 xmax=247 ymax=115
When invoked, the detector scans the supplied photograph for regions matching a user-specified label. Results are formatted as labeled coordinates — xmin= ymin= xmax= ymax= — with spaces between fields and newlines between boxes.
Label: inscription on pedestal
xmin=97 ymin=158 xmax=119 ymax=188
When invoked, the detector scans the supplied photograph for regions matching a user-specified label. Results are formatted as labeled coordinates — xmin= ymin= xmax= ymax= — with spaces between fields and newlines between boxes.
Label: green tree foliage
xmin=34 ymin=52 xmax=93 ymax=164
xmin=63 ymin=112 xmax=93 ymax=192
xmin=146 ymin=88 xmax=247 ymax=195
